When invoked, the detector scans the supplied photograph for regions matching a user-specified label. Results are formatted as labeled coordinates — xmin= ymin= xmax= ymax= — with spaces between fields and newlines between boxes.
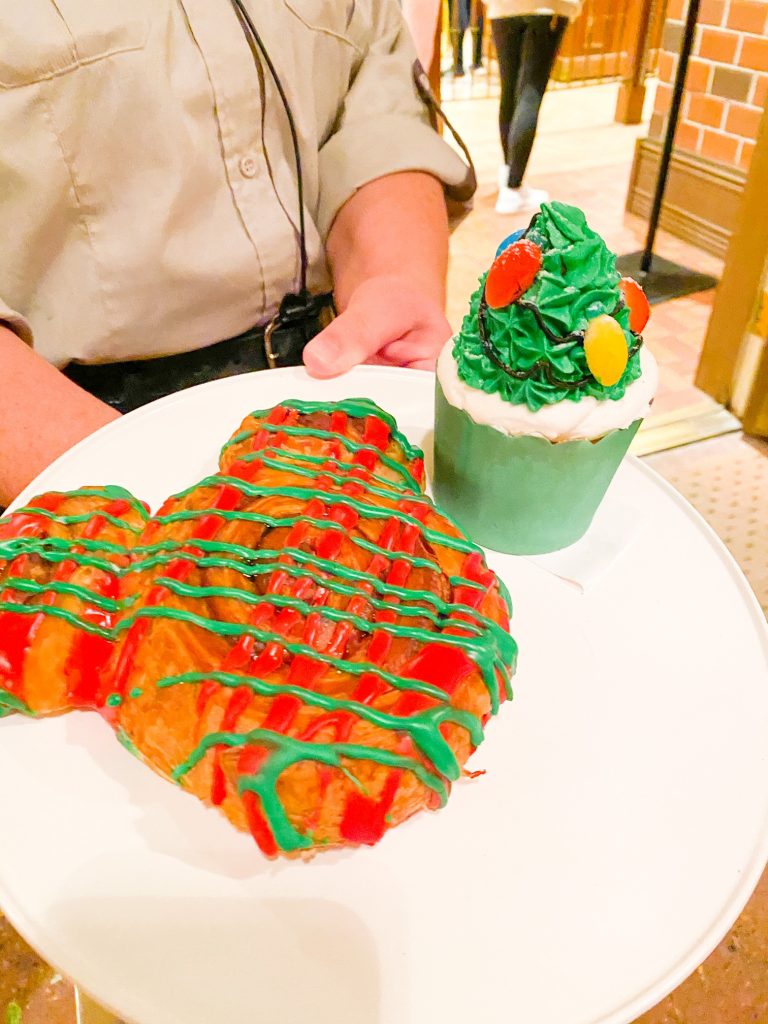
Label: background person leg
xmin=505 ymin=15 xmax=568 ymax=190
xmin=491 ymin=15 xmax=525 ymax=192
xmin=471 ymin=0 xmax=485 ymax=69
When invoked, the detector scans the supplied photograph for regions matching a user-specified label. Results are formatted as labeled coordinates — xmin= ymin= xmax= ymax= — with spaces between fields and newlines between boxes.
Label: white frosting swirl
xmin=437 ymin=340 xmax=658 ymax=442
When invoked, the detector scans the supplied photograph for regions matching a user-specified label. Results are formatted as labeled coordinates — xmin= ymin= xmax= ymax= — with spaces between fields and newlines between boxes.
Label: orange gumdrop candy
xmin=484 ymin=240 xmax=543 ymax=309
xmin=619 ymin=276 xmax=650 ymax=334
xmin=584 ymin=314 xmax=629 ymax=387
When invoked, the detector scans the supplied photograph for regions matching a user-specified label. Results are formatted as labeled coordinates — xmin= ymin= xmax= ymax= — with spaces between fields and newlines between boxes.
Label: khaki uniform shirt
xmin=0 ymin=0 xmax=468 ymax=367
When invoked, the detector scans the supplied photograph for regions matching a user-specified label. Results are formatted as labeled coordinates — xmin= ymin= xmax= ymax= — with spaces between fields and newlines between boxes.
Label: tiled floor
xmin=0 ymin=918 xmax=74 ymax=1023
xmin=647 ymin=433 xmax=768 ymax=619
xmin=634 ymin=867 xmax=768 ymax=1024
xmin=1 ymin=83 xmax=766 ymax=1024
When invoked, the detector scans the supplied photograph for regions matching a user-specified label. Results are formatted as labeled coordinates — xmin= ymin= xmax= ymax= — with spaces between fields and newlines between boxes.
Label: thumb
xmin=303 ymin=301 xmax=391 ymax=378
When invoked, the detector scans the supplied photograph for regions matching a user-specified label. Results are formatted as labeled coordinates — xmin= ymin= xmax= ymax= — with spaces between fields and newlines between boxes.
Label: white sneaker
xmin=494 ymin=186 xmax=524 ymax=214
xmin=497 ymin=164 xmax=510 ymax=190
xmin=518 ymin=185 xmax=549 ymax=210
xmin=495 ymin=182 xmax=550 ymax=215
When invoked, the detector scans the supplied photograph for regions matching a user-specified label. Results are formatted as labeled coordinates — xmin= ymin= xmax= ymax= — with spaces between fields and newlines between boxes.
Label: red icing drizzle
xmin=206 ymin=410 xmax=408 ymax=851
xmin=65 ymin=571 xmax=120 ymax=707
xmin=335 ymin=502 xmax=483 ymax=844
xmin=225 ymin=483 xmax=350 ymax=851
xmin=111 ymin=405 xmax=508 ymax=854
xmin=0 ymin=494 xmax=130 ymax=707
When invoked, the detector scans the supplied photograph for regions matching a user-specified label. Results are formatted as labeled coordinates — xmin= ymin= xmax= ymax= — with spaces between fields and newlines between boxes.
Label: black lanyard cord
xmin=230 ymin=0 xmax=309 ymax=298
xmin=412 ymin=61 xmax=476 ymax=204
xmin=229 ymin=4 xmax=476 ymax=306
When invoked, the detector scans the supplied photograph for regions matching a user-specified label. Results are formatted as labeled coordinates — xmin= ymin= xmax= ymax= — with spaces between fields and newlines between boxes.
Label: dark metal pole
xmin=640 ymin=0 xmax=700 ymax=274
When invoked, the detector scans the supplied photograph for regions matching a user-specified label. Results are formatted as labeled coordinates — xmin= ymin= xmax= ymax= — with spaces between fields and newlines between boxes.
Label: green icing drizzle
xmin=130 ymin=575 xmax=512 ymax=707
xmin=0 ymin=577 xmax=123 ymax=612
xmin=454 ymin=201 xmax=642 ymax=410
xmin=134 ymin=544 xmax=496 ymax=630
xmin=2 ymin=527 xmax=455 ymax=582
xmin=253 ymin=452 xmax=427 ymax=506
xmin=231 ymin=426 xmax=422 ymax=490
xmin=12 ymin=507 xmax=144 ymax=534
xmin=150 ymin=513 xmax=464 ymax=575
xmin=172 ymin=728 xmax=449 ymax=853
xmin=115 ymin=602 xmax=505 ymax=712
xmin=220 ymin=397 xmax=424 ymax=463
xmin=244 ymin=446 xmax=420 ymax=494
xmin=116 ymin=727 xmax=142 ymax=758
xmin=170 ymin=475 xmax=481 ymax=556
xmin=12 ymin=485 xmax=148 ymax=534
xmin=0 ymin=687 xmax=33 ymax=718
xmin=0 ymin=402 xmax=516 ymax=854
xmin=0 ymin=600 xmax=112 ymax=639
xmin=0 ymin=535 xmax=513 ymax=626
xmin=158 ymin=670 xmax=483 ymax=781
xmin=16 ymin=485 xmax=147 ymax=514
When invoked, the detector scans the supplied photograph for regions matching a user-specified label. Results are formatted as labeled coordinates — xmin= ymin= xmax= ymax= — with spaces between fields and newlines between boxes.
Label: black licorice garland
xmin=477 ymin=296 xmax=643 ymax=392
xmin=477 ymin=220 xmax=644 ymax=390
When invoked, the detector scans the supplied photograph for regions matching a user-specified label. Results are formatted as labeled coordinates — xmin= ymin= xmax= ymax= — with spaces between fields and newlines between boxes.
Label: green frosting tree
xmin=454 ymin=202 xmax=642 ymax=411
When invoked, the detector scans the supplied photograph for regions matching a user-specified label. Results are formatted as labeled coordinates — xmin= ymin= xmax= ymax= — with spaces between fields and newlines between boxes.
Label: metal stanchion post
xmin=616 ymin=0 xmax=718 ymax=302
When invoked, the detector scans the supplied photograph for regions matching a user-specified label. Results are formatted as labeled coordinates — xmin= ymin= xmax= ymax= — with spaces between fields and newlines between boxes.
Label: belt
xmin=63 ymin=294 xmax=334 ymax=415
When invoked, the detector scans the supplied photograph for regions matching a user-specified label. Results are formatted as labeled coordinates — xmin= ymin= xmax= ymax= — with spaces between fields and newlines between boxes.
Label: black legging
xmin=492 ymin=14 xmax=568 ymax=188
xmin=448 ymin=0 xmax=484 ymax=72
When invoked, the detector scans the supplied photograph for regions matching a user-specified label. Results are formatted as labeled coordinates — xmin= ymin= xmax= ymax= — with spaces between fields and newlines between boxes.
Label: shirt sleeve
xmin=315 ymin=0 xmax=473 ymax=240
xmin=0 ymin=297 xmax=33 ymax=346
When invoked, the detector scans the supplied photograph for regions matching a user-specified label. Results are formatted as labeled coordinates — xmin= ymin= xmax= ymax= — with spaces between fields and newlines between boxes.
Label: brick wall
xmin=650 ymin=0 xmax=767 ymax=174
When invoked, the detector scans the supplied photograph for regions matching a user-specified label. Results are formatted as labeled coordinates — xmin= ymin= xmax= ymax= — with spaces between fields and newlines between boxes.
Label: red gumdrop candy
xmin=485 ymin=239 xmax=543 ymax=309
xmin=619 ymin=276 xmax=650 ymax=333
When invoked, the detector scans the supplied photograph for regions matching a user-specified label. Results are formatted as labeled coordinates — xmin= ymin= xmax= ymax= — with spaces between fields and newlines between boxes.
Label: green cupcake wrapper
xmin=432 ymin=381 xmax=641 ymax=555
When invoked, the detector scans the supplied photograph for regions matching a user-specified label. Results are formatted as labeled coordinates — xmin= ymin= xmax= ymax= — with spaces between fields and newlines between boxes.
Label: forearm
xmin=401 ymin=0 xmax=441 ymax=69
xmin=0 ymin=327 xmax=119 ymax=506
xmin=326 ymin=171 xmax=449 ymax=311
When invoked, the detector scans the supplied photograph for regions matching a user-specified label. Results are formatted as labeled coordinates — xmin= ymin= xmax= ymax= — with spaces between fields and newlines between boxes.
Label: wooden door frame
xmin=741 ymin=287 xmax=768 ymax=435
xmin=615 ymin=0 xmax=656 ymax=123
xmin=695 ymin=91 xmax=768 ymax=435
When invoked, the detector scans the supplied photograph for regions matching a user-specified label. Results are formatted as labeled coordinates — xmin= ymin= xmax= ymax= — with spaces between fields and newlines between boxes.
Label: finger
xmin=377 ymin=332 xmax=447 ymax=366
xmin=364 ymin=350 xmax=437 ymax=371
xmin=303 ymin=302 xmax=404 ymax=378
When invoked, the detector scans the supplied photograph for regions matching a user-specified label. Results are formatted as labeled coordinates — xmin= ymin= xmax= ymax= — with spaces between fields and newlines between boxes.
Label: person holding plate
xmin=0 ymin=0 xmax=474 ymax=505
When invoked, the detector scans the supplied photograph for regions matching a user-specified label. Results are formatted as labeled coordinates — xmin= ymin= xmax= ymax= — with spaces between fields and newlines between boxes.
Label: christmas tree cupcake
xmin=433 ymin=201 xmax=658 ymax=555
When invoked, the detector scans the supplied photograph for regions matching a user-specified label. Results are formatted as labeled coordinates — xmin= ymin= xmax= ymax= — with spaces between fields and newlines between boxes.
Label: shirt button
xmin=239 ymin=155 xmax=258 ymax=178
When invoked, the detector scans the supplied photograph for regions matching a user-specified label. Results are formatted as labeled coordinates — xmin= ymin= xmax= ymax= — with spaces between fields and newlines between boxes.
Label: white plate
xmin=1 ymin=366 xmax=767 ymax=1024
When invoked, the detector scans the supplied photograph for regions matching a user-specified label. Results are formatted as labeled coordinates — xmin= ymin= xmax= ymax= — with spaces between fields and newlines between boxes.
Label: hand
xmin=302 ymin=275 xmax=452 ymax=378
